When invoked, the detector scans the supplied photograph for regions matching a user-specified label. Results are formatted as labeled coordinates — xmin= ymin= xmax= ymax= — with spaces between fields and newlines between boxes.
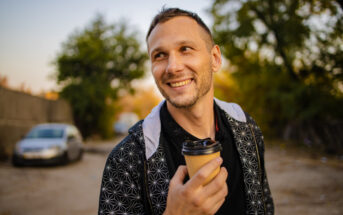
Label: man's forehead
xmin=147 ymin=16 xmax=205 ymax=51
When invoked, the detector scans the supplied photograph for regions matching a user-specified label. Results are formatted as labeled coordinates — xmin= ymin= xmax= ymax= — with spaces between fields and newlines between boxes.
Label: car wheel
xmin=77 ymin=149 xmax=83 ymax=161
xmin=61 ymin=151 xmax=70 ymax=165
xmin=12 ymin=155 xmax=23 ymax=167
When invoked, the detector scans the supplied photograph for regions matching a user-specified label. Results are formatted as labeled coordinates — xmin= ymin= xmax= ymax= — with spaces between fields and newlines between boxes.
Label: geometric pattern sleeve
xmin=98 ymin=135 xmax=145 ymax=215
xmin=246 ymin=113 xmax=275 ymax=215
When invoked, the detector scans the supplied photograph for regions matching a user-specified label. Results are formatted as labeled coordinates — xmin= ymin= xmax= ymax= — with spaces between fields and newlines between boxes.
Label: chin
xmin=167 ymin=95 xmax=198 ymax=109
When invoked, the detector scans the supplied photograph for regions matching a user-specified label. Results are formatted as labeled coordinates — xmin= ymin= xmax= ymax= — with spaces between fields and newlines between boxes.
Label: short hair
xmin=146 ymin=7 xmax=214 ymax=47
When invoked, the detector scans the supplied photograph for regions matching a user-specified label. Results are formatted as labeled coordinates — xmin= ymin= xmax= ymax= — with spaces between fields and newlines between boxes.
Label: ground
xmin=0 ymin=139 xmax=342 ymax=215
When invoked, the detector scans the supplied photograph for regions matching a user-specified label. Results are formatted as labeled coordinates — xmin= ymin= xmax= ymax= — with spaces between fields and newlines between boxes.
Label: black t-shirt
xmin=160 ymin=101 xmax=246 ymax=214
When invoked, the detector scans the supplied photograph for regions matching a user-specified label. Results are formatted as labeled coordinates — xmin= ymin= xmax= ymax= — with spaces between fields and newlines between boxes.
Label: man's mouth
xmin=169 ymin=79 xmax=191 ymax=88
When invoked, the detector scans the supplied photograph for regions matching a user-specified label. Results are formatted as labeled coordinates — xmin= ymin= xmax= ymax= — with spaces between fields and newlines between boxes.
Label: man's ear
xmin=211 ymin=45 xmax=222 ymax=73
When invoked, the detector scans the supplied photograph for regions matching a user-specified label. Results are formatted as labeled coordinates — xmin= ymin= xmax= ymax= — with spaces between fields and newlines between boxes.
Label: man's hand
xmin=163 ymin=157 xmax=228 ymax=215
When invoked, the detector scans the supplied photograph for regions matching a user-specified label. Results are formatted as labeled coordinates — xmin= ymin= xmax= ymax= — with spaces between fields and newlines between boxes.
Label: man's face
xmin=147 ymin=16 xmax=218 ymax=108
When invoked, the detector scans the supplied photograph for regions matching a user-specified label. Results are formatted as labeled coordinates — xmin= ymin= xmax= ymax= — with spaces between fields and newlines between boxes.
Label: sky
xmin=0 ymin=0 xmax=213 ymax=94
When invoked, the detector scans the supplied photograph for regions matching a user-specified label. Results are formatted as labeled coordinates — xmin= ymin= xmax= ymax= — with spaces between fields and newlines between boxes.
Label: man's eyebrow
xmin=149 ymin=47 xmax=164 ymax=57
xmin=149 ymin=39 xmax=201 ymax=57
xmin=150 ymin=40 xmax=198 ymax=54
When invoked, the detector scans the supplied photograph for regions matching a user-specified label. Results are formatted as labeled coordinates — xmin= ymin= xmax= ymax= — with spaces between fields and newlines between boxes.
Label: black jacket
xmin=98 ymin=99 xmax=274 ymax=215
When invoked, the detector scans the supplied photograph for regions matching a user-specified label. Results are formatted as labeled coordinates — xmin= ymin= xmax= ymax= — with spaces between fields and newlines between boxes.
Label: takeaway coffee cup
xmin=182 ymin=138 xmax=222 ymax=185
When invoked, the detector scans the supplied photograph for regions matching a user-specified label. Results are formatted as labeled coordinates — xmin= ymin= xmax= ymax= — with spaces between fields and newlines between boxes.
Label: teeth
xmin=170 ymin=80 xmax=190 ymax=87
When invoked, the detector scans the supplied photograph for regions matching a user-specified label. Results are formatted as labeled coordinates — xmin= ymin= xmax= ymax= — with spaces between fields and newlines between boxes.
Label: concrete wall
xmin=0 ymin=87 xmax=73 ymax=160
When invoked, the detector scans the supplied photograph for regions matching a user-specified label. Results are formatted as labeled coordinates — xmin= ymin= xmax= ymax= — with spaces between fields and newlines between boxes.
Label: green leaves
xmin=211 ymin=0 xmax=343 ymax=150
xmin=55 ymin=15 xmax=147 ymax=138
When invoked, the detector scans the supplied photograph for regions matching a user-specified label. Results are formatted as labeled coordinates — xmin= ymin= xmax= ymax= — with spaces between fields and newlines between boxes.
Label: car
xmin=113 ymin=112 xmax=139 ymax=135
xmin=12 ymin=123 xmax=84 ymax=166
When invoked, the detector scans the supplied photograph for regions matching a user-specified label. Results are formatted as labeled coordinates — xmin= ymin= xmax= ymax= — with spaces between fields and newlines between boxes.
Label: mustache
xmin=162 ymin=72 xmax=194 ymax=83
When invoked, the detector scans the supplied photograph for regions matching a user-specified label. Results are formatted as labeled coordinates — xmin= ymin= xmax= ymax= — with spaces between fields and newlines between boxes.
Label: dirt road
xmin=267 ymin=145 xmax=343 ymax=214
xmin=0 ymin=140 xmax=342 ymax=215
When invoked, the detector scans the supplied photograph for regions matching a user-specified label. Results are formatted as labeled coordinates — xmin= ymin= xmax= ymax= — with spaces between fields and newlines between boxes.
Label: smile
xmin=169 ymin=79 xmax=191 ymax=88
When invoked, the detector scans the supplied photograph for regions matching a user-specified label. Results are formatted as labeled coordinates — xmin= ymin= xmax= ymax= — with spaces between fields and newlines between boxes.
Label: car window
xmin=26 ymin=128 xmax=64 ymax=139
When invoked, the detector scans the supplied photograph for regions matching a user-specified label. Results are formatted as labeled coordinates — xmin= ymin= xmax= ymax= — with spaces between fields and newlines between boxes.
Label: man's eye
xmin=154 ymin=52 xmax=165 ymax=59
xmin=180 ymin=46 xmax=191 ymax=52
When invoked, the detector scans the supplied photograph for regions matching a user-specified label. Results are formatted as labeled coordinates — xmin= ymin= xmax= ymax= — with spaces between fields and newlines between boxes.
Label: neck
xmin=167 ymin=93 xmax=215 ymax=140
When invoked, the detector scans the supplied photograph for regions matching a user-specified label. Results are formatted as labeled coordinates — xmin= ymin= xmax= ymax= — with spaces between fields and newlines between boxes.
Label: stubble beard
xmin=156 ymin=68 xmax=213 ymax=109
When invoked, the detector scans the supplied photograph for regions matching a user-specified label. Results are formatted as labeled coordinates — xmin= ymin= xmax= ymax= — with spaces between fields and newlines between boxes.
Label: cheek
xmin=189 ymin=53 xmax=208 ymax=67
xmin=151 ymin=63 xmax=166 ymax=80
xmin=151 ymin=67 xmax=163 ymax=82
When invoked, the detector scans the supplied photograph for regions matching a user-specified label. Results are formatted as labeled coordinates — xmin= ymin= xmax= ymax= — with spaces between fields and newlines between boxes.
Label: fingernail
xmin=216 ymin=157 xmax=222 ymax=163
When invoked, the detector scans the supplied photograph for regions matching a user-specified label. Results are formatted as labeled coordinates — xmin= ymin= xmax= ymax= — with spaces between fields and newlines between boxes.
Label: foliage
xmin=210 ymin=0 xmax=343 ymax=150
xmin=55 ymin=15 xmax=148 ymax=138
xmin=117 ymin=86 xmax=162 ymax=119
xmin=214 ymin=70 xmax=242 ymax=110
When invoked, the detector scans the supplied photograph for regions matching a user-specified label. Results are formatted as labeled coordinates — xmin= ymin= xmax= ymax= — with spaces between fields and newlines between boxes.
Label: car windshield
xmin=26 ymin=128 xmax=64 ymax=139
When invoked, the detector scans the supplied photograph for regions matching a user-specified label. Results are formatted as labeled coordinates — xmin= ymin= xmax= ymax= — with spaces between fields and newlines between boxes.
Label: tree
xmin=55 ymin=15 xmax=148 ymax=138
xmin=117 ymin=86 xmax=162 ymax=119
xmin=210 ymin=0 xmax=343 ymax=152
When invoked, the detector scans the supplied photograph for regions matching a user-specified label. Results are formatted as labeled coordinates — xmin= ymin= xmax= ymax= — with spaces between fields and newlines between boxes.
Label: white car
xmin=12 ymin=123 xmax=84 ymax=166
xmin=114 ymin=112 xmax=139 ymax=134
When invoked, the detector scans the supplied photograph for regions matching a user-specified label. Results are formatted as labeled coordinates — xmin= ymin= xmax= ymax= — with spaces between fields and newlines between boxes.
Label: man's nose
xmin=166 ymin=53 xmax=183 ymax=74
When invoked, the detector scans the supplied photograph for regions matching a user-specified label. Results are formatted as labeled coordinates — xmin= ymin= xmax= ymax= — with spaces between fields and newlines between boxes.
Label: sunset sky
xmin=0 ymin=0 xmax=212 ymax=93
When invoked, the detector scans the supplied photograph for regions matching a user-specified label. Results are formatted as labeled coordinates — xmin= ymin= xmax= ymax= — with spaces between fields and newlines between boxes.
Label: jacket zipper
xmin=249 ymin=123 xmax=267 ymax=214
xmin=143 ymin=160 xmax=154 ymax=215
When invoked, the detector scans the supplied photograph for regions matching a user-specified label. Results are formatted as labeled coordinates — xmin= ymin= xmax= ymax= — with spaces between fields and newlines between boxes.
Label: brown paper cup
xmin=184 ymin=151 xmax=221 ymax=185
xmin=182 ymin=138 xmax=222 ymax=185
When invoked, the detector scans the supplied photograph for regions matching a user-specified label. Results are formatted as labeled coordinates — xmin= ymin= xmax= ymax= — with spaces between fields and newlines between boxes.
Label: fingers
xmin=204 ymin=181 xmax=228 ymax=210
xmin=170 ymin=165 xmax=188 ymax=186
xmin=188 ymin=182 xmax=227 ymax=215
xmin=191 ymin=167 xmax=228 ymax=213
xmin=208 ymin=197 xmax=226 ymax=214
xmin=203 ymin=167 xmax=228 ymax=197
xmin=165 ymin=163 xmax=227 ymax=215
xmin=186 ymin=157 xmax=223 ymax=190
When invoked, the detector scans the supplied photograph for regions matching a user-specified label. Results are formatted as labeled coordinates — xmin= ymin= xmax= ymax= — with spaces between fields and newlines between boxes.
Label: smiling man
xmin=99 ymin=8 xmax=274 ymax=215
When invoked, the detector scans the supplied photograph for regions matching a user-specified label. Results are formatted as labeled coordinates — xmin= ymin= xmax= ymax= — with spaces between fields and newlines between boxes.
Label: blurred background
xmin=0 ymin=0 xmax=343 ymax=215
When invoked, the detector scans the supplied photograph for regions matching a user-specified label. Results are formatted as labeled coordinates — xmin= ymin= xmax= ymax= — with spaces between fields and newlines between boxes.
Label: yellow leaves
xmin=117 ymin=86 xmax=162 ymax=119
xmin=213 ymin=70 xmax=240 ymax=103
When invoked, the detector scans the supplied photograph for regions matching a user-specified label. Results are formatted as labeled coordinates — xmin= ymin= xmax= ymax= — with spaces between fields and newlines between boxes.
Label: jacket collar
xmin=140 ymin=98 xmax=246 ymax=159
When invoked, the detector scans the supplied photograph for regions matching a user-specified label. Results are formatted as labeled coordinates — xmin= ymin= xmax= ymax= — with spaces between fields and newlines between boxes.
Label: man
xmin=99 ymin=8 xmax=274 ymax=215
